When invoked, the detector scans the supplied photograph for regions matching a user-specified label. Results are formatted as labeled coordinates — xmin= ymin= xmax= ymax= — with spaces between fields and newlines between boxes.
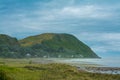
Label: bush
xmin=0 ymin=70 xmax=13 ymax=80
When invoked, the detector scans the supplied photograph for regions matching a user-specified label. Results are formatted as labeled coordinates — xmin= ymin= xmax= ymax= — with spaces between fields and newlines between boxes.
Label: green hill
xmin=0 ymin=34 xmax=20 ymax=58
xmin=19 ymin=33 xmax=99 ymax=58
xmin=0 ymin=34 xmax=19 ymax=46
xmin=0 ymin=33 xmax=99 ymax=58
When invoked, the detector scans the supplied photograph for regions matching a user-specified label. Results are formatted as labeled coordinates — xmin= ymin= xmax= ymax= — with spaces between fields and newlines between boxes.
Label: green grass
xmin=0 ymin=58 xmax=120 ymax=80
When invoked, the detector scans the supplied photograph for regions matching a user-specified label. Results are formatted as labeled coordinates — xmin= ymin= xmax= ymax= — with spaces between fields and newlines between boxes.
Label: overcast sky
xmin=0 ymin=0 xmax=120 ymax=58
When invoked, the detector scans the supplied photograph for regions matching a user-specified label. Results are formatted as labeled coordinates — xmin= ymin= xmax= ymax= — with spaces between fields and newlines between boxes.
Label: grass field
xmin=0 ymin=58 xmax=120 ymax=80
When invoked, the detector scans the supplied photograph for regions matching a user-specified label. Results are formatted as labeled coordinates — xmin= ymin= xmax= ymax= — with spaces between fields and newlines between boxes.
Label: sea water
xmin=60 ymin=58 xmax=120 ymax=67
xmin=58 ymin=58 xmax=120 ymax=74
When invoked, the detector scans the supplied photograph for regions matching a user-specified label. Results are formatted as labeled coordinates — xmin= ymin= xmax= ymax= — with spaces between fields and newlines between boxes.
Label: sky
xmin=0 ymin=0 xmax=120 ymax=58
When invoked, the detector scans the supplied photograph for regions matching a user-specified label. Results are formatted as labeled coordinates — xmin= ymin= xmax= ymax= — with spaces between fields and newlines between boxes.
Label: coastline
xmin=45 ymin=58 xmax=120 ymax=74
xmin=78 ymin=66 xmax=120 ymax=74
xmin=0 ymin=58 xmax=120 ymax=74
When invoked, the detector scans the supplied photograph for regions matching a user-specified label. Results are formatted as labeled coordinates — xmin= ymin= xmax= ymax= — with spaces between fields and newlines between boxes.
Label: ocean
xmin=54 ymin=58 xmax=120 ymax=67
xmin=54 ymin=58 xmax=120 ymax=74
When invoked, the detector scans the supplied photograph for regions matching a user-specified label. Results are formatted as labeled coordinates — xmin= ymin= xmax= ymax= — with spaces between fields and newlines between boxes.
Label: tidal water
xmin=55 ymin=58 xmax=120 ymax=74
xmin=34 ymin=58 xmax=120 ymax=74
xmin=61 ymin=58 xmax=120 ymax=67
xmin=87 ymin=58 xmax=120 ymax=67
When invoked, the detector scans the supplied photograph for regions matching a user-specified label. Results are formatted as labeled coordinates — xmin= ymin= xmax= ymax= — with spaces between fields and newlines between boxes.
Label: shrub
xmin=0 ymin=70 xmax=13 ymax=80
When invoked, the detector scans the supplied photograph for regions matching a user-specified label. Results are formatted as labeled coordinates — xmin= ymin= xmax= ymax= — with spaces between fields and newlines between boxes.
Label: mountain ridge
xmin=0 ymin=33 xmax=99 ymax=58
xmin=19 ymin=33 xmax=99 ymax=58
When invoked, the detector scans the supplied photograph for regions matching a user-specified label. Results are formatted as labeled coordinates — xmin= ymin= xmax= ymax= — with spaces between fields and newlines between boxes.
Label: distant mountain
xmin=19 ymin=33 xmax=99 ymax=58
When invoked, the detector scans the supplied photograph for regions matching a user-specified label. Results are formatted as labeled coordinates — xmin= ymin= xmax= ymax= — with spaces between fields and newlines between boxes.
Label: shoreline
xmin=77 ymin=66 xmax=120 ymax=74
xmin=0 ymin=58 xmax=120 ymax=74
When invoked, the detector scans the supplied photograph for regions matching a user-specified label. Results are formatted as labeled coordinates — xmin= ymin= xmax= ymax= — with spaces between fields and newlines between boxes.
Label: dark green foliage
xmin=0 ymin=70 xmax=8 ymax=80
xmin=19 ymin=33 xmax=99 ymax=58
xmin=0 ymin=34 xmax=21 ymax=58
xmin=0 ymin=64 xmax=120 ymax=80
xmin=0 ymin=70 xmax=13 ymax=80
xmin=0 ymin=33 xmax=99 ymax=58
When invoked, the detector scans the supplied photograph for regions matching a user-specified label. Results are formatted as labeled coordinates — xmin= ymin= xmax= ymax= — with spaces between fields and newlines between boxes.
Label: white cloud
xmin=0 ymin=0 xmax=120 ymax=58
xmin=1 ymin=2 xmax=115 ymax=31
xmin=92 ymin=44 xmax=120 ymax=53
xmin=92 ymin=46 xmax=108 ymax=53
xmin=59 ymin=5 xmax=112 ymax=19
xmin=79 ymin=32 xmax=120 ymax=41
xmin=76 ymin=32 xmax=120 ymax=53
xmin=26 ymin=4 xmax=114 ymax=23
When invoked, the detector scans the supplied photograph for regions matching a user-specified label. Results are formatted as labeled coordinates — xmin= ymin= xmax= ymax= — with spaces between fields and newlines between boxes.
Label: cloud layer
xmin=0 ymin=0 xmax=120 ymax=57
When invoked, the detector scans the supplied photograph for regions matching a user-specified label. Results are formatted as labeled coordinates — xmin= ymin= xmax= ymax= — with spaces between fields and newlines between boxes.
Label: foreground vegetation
xmin=0 ymin=59 xmax=120 ymax=80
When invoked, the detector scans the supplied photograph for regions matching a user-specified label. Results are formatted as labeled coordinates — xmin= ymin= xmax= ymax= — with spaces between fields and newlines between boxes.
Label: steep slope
xmin=19 ymin=33 xmax=99 ymax=58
